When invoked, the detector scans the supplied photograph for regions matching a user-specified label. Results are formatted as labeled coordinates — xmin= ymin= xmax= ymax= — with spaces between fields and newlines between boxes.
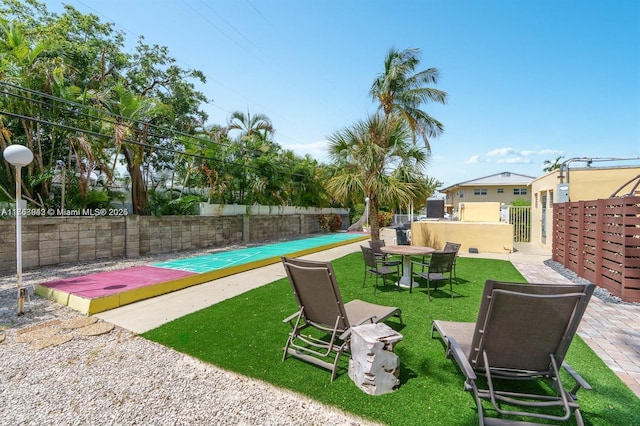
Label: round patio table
xmin=380 ymin=245 xmax=435 ymax=288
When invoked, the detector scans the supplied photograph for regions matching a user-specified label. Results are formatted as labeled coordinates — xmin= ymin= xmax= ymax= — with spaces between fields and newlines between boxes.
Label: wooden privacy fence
xmin=553 ymin=196 xmax=640 ymax=303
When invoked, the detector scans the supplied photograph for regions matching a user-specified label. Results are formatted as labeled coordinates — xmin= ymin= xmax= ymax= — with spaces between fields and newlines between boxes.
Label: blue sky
xmin=42 ymin=0 xmax=640 ymax=187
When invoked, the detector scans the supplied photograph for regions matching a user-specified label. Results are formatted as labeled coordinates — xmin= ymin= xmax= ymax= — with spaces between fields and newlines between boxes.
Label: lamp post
xmin=3 ymin=145 xmax=34 ymax=315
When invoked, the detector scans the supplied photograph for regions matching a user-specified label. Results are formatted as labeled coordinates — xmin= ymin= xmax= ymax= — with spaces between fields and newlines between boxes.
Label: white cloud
xmin=282 ymin=139 xmax=330 ymax=161
xmin=537 ymin=149 xmax=564 ymax=156
xmin=466 ymin=155 xmax=480 ymax=164
xmin=487 ymin=147 xmax=514 ymax=156
xmin=497 ymin=157 xmax=532 ymax=164
xmin=521 ymin=149 xmax=564 ymax=156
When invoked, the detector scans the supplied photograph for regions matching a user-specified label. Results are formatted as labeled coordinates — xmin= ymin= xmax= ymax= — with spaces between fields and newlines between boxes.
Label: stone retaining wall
xmin=0 ymin=213 xmax=346 ymax=273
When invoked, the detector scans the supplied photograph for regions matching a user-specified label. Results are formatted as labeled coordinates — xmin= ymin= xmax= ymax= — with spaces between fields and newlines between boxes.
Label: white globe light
xmin=3 ymin=145 xmax=34 ymax=167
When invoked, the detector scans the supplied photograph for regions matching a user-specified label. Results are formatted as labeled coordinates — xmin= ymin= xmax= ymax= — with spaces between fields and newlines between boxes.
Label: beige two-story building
xmin=440 ymin=171 xmax=535 ymax=216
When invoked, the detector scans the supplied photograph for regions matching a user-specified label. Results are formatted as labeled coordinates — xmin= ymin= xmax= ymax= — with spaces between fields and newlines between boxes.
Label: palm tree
xmin=97 ymin=84 xmax=172 ymax=214
xmin=543 ymin=155 xmax=564 ymax=172
xmin=327 ymin=114 xmax=428 ymax=240
xmin=370 ymin=47 xmax=447 ymax=150
xmin=226 ymin=110 xmax=274 ymax=203
xmin=227 ymin=110 xmax=273 ymax=141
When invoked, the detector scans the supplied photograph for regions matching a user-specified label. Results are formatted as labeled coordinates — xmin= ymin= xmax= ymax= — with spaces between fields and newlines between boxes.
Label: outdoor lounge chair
xmin=431 ymin=280 xmax=595 ymax=425
xmin=281 ymin=256 xmax=402 ymax=381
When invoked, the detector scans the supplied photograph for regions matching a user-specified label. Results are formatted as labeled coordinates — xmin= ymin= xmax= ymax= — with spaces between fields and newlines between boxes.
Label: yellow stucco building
xmin=530 ymin=165 xmax=640 ymax=250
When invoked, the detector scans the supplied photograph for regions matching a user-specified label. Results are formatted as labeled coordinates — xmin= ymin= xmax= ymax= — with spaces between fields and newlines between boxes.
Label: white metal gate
xmin=507 ymin=205 xmax=531 ymax=242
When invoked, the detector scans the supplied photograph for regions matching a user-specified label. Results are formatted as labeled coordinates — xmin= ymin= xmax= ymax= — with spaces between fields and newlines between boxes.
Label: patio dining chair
xmin=417 ymin=241 xmax=461 ymax=281
xmin=281 ymin=256 xmax=402 ymax=381
xmin=369 ymin=239 xmax=402 ymax=270
xmin=411 ymin=251 xmax=456 ymax=298
xmin=361 ymin=245 xmax=399 ymax=294
xmin=431 ymin=280 xmax=594 ymax=425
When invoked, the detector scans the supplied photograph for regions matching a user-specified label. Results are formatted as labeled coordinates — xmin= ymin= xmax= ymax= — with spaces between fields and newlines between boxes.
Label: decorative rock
xmin=29 ymin=333 xmax=74 ymax=350
xmin=77 ymin=322 xmax=114 ymax=336
xmin=15 ymin=326 xmax=60 ymax=343
xmin=348 ymin=323 xmax=403 ymax=395
xmin=16 ymin=319 xmax=61 ymax=335
xmin=60 ymin=316 xmax=97 ymax=329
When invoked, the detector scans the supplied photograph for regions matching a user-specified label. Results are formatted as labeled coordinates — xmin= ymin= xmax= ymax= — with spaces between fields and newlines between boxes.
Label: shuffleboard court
xmin=36 ymin=232 xmax=369 ymax=315
xmin=153 ymin=233 xmax=365 ymax=273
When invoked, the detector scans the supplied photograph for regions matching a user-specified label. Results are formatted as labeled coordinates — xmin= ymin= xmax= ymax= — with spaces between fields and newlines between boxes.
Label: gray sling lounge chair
xmin=281 ymin=256 xmax=402 ymax=381
xmin=431 ymin=280 xmax=594 ymax=425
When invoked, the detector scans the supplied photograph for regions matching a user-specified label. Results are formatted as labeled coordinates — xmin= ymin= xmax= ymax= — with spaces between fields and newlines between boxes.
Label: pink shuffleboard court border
xmin=39 ymin=266 xmax=197 ymax=299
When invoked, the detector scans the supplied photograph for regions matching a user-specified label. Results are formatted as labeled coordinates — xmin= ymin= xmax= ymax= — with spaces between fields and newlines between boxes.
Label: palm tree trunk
xmin=122 ymin=146 xmax=148 ymax=214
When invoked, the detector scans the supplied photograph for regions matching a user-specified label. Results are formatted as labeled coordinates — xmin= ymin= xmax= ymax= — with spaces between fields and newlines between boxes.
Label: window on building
xmin=459 ymin=190 xmax=464 ymax=198
xmin=474 ymin=188 xmax=487 ymax=195
xmin=497 ymin=188 xmax=504 ymax=194
xmin=513 ymin=188 xmax=528 ymax=195
xmin=502 ymin=172 xmax=511 ymax=177
xmin=549 ymin=190 xmax=554 ymax=207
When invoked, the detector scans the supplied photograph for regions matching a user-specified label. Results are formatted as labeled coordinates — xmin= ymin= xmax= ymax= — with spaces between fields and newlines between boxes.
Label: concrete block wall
xmin=0 ymin=213 xmax=347 ymax=273
xmin=249 ymin=215 xmax=301 ymax=242
xmin=138 ymin=215 xmax=244 ymax=255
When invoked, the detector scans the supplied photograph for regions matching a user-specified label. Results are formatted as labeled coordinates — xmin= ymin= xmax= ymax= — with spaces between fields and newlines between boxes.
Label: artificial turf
xmin=142 ymin=254 xmax=640 ymax=425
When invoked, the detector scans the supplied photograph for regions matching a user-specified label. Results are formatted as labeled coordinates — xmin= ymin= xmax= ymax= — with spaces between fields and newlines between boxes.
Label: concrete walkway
xmin=97 ymin=240 xmax=640 ymax=399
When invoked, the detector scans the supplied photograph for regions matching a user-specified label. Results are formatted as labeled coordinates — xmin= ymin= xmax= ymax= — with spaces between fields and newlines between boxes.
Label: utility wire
xmin=0 ymin=84 xmax=319 ymax=179
xmin=0 ymin=81 xmax=279 ymax=159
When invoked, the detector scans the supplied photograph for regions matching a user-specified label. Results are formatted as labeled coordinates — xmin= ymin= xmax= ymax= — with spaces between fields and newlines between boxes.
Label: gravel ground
xmin=0 ymin=248 xmax=378 ymax=426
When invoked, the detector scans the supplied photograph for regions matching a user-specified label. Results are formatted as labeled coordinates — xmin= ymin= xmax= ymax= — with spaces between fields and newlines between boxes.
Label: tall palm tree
xmin=327 ymin=114 xmax=428 ymax=240
xmin=226 ymin=110 xmax=274 ymax=203
xmin=97 ymin=84 xmax=172 ymax=214
xmin=227 ymin=110 xmax=273 ymax=141
xmin=370 ymin=47 xmax=447 ymax=150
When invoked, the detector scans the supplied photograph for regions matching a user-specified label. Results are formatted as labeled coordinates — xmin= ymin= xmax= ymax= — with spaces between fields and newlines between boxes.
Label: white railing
xmin=197 ymin=203 xmax=349 ymax=216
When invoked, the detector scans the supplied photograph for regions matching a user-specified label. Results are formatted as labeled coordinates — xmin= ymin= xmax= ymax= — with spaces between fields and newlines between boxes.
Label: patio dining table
xmin=380 ymin=245 xmax=435 ymax=288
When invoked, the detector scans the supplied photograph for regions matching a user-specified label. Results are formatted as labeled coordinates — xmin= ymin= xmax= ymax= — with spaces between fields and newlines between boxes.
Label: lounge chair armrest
xmin=448 ymin=336 xmax=477 ymax=382
xmin=283 ymin=312 xmax=300 ymax=324
xmin=339 ymin=329 xmax=352 ymax=341
xmin=352 ymin=315 xmax=377 ymax=326
xmin=562 ymin=361 xmax=592 ymax=395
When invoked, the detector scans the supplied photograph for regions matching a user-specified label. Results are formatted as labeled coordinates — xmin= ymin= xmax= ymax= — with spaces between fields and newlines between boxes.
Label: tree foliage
xmin=0 ymin=0 xmax=330 ymax=214
xmin=327 ymin=48 xmax=446 ymax=239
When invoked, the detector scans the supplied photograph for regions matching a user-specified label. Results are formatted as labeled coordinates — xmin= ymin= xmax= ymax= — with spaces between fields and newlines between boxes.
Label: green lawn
xmin=143 ymin=254 xmax=640 ymax=425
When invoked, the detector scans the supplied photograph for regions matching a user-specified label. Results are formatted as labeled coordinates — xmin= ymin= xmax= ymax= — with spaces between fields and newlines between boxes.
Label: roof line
xmin=440 ymin=171 xmax=537 ymax=191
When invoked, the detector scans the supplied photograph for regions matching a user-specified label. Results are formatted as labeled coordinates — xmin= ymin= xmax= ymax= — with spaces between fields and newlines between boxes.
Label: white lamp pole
xmin=3 ymin=145 xmax=34 ymax=315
